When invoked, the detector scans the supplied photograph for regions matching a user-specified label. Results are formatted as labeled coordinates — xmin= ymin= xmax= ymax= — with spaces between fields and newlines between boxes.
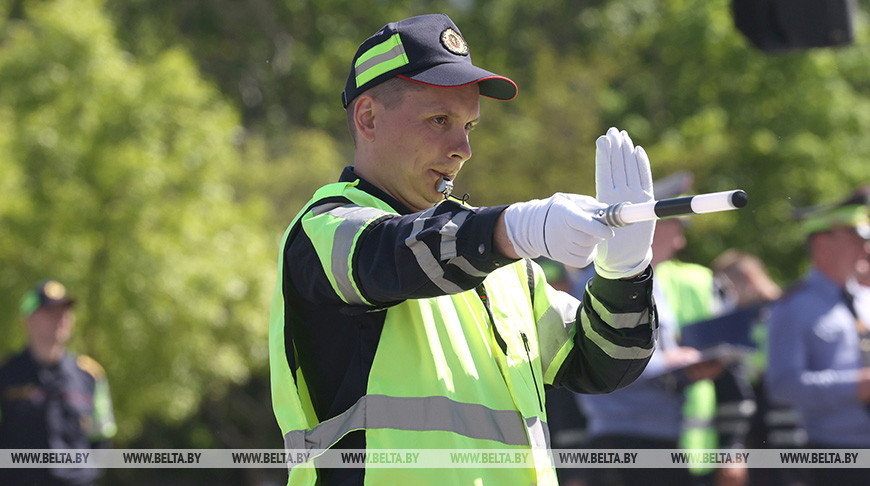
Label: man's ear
xmin=354 ymin=95 xmax=377 ymax=143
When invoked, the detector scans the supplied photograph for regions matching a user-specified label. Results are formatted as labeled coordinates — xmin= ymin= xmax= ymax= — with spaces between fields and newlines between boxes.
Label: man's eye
xmin=433 ymin=116 xmax=447 ymax=125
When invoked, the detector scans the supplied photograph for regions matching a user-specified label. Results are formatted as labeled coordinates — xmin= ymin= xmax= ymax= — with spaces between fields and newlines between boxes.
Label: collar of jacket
xmin=338 ymin=166 xmax=416 ymax=215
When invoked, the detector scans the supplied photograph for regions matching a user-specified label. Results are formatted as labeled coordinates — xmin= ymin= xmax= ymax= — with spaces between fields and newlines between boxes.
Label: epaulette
xmin=76 ymin=354 xmax=106 ymax=379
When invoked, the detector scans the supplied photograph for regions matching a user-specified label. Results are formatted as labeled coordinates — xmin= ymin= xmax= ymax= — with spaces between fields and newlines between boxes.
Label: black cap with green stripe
xmin=20 ymin=279 xmax=76 ymax=318
xmin=341 ymin=14 xmax=517 ymax=108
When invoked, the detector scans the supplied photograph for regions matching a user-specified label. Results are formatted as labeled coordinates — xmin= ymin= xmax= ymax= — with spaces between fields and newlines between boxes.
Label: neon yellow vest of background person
xmin=270 ymin=181 xmax=570 ymax=485
xmin=655 ymin=260 xmax=718 ymax=475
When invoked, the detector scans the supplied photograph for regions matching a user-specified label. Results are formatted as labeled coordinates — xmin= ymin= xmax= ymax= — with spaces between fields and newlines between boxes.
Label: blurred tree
xmin=3 ymin=0 xmax=870 ymax=467
xmin=100 ymin=1 xmax=870 ymax=278
xmin=441 ymin=0 xmax=870 ymax=285
xmin=105 ymin=0 xmax=418 ymax=137
xmin=0 ymin=0 xmax=274 ymax=442
xmin=105 ymin=0 xmax=432 ymax=230
xmin=559 ymin=0 xmax=870 ymax=282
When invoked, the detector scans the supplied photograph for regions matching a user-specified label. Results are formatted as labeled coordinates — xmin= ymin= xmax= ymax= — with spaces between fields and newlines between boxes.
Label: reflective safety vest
xmin=656 ymin=260 xmax=718 ymax=475
xmin=270 ymin=181 xmax=581 ymax=485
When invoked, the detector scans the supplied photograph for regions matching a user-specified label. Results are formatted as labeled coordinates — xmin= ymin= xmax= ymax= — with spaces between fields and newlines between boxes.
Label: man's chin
xmin=425 ymin=192 xmax=446 ymax=207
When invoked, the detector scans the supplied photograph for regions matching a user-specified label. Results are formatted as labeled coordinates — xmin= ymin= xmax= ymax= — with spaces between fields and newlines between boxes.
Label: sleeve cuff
xmin=588 ymin=265 xmax=654 ymax=313
xmin=455 ymin=204 xmax=517 ymax=268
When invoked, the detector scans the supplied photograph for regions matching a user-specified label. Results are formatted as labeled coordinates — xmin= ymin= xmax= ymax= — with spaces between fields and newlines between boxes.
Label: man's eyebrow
xmin=426 ymin=105 xmax=480 ymax=124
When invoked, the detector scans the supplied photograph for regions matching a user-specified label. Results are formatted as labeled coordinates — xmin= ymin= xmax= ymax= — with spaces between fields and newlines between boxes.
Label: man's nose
xmin=450 ymin=130 xmax=472 ymax=162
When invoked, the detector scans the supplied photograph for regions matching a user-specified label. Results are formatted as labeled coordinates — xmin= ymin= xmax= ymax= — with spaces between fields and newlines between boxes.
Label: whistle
xmin=437 ymin=176 xmax=454 ymax=197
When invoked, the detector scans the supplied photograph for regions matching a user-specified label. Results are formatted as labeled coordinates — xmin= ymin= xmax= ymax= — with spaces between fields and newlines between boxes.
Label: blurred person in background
xmin=845 ymin=185 xmax=870 ymax=326
xmin=711 ymin=250 xmax=800 ymax=486
xmin=576 ymin=173 xmax=753 ymax=486
xmin=713 ymin=249 xmax=782 ymax=313
xmin=854 ymin=244 xmax=870 ymax=307
xmin=765 ymin=192 xmax=870 ymax=485
xmin=0 ymin=279 xmax=116 ymax=486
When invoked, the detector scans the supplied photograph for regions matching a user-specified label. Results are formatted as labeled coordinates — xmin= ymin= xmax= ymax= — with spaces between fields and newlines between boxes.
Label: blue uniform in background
xmin=578 ymin=280 xmax=686 ymax=441
xmin=0 ymin=349 xmax=115 ymax=486
xmin=575 ymin=266 xmax=696 ymax=486
xmin=765 ymin=269 xmax=870 ymax=447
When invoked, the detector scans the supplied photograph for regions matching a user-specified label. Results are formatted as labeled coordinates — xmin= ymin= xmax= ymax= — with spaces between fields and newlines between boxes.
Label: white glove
xmin=593 ymin=127 xmax=655 ymax=279
xmin=503 ymin=193 xmax=614 ymax=268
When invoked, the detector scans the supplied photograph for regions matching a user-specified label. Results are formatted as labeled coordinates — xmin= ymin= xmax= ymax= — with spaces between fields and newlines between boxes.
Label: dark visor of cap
xmin=400 ymin=61 xmax=517 ymax=101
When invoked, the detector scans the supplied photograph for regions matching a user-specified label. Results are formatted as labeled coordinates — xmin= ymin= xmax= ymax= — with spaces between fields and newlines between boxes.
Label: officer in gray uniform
xmin=765 ymin=196 xmax=870 ymax=485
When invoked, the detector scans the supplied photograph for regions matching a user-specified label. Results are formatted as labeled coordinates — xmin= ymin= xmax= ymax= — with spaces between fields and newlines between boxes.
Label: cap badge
xmin=440 ymin=28 xmax=469 ymax=56
xmin=44 ymin=280 xmax=67 ymax=300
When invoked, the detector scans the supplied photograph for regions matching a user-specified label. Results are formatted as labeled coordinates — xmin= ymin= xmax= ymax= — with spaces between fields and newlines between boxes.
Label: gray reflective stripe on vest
xmin=580 ymin=312 xmax=653 ymax=360
xmin=588 ymin=293 xmax=650 ymax=329
xmin=765 ymin=408 xmax=802 ymax=426
xmin=524 ymin=416 xmax=551 ymax=450
xmin=319 ymin=204 xmax=393 ymax=305
xmin=717 ymin=399 xmax=757 ymax=419
xmin=769 ymin=430 xmax=808 ymax=447
xmin=284 ymin=394 xmax=533 ymax=451
xmin=405 ymin=208 xmax=464 ymax=294
xmin=717 ymin=420 xmax=750 ymax=435
xmin=535 ymin=295 xmax=578 ymax=372
xmin=683 ymin=417 xmax=714 ymax=430
xmin=310 ymin=201 xmax=348 ymax=218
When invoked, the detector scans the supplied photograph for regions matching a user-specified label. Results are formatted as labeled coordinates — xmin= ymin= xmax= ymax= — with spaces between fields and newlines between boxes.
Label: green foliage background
xmin=1 ymin=0 xmax=870 ymax=483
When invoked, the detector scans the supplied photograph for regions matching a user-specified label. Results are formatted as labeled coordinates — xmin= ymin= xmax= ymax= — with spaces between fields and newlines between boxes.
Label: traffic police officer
xmin=0 ymin=279 xmax=116 ymax=486
xmin=270 ymin=14 xmax=658 ymax=485
xmin=766 ymin=198 xmax=870 ymax=485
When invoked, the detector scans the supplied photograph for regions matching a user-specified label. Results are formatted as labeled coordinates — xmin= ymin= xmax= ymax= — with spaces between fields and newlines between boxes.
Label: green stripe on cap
xmin=802 ymin=204 xmax=870 ymax=235
xmin=355 ymin=33 xmax=409 ymax=87
xmin=19 ymin=290 xmax=40 ymax=318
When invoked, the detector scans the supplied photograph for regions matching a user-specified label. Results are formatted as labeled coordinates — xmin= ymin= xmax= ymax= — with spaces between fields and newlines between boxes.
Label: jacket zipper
xmin=521 ymin=332 xmax=544 ymax=413
xmin=475 ymin=285 xmax=507 ymax=354
xmin=477 ymin=285 xmax=544 ymax=413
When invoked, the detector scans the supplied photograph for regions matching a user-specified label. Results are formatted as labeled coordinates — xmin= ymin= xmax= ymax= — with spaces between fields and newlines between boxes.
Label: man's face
xmin=27 ymin=304 xmax=74 ymax=349
xmin=824 ymin=226 xmax=867 ymax=261
xmin=812 ymin=225 xmax=870 ymax=281
xmin=651 ymin=218 xmax=686 ymax=265
xmin=367 ymin=83 xmax=480 ymax=212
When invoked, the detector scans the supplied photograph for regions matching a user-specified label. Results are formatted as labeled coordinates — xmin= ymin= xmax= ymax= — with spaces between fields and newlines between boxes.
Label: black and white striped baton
xmin=595 ymin=190 xmax=748 ymax=227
